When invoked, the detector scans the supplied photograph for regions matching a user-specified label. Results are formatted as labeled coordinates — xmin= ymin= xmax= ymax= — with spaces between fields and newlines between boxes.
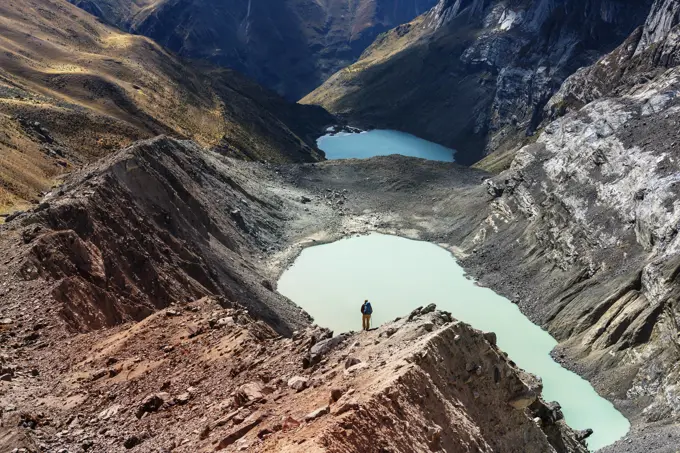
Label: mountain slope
xmin=69 ymin=0 xmax=438 ymax=99
xmin=303 ymin=0 xmax=654 ymax=165
xmin=0 ymin=0 xmax=332 ymax=217
xmin=453 ymin=3 xmax=680 ymax=450
xmin=0 ymin=136 xmax=589 ymax=453
xmin=546 ymin=0 xmax=680 ymax=116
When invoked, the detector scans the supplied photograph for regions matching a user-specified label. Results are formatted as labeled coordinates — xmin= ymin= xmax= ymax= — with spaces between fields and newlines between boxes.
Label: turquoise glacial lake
xmin=318 ymin=129 xmax=455 ymax=162
xmin=278 ymin=233 xmax=630 ymax=451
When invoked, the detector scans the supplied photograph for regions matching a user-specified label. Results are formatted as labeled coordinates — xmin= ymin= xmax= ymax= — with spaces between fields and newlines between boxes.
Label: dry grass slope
xmin=0 ymin=0 xmax=330 ymax=217
xmin=301 ymin=17 xmax=429 ymax=109
xmin=70 ymin=0 xmax=438 ymax=99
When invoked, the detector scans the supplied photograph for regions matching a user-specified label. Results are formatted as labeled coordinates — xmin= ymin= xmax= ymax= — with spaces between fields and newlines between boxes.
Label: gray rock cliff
xmin=458 ymin=5 xmax=680 ymax=449
xmin=304 ymin=0 xmax=654 ymax=164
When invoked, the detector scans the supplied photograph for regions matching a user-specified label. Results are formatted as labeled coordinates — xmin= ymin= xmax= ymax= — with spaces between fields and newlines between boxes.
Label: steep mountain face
xmin=69 ymin=0 xmax=438 ymax=99
xmin=0 ymin=0 xmax=331 ymax=218
xmin=6 ymin=137 xmax=313 ymax=336
xmin=456 ymin=3 xmax=680 ymax=450
xmin=546 ymin=0 xmax=680 ymax=115
xmin=303 ymin=0 xmax=654 ymax=165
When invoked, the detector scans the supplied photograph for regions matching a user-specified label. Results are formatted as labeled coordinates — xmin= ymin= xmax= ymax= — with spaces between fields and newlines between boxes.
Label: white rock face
xmin=497 ymin=8 xmax=523 ymax=31
xmin=635 ymin=0 xmax=680 ymax=54
xmin=475 ymin=60 xmax=680 ymax=421
xmin=509 ymin=71 xmax=680 ymax=265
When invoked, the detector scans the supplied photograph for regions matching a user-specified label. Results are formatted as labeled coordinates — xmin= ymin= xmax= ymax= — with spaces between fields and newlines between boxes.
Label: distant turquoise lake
xmin=278 ymin=233 xmax=630 ymax=451
xmin=317 ymin=129 xmax=455 ymax=162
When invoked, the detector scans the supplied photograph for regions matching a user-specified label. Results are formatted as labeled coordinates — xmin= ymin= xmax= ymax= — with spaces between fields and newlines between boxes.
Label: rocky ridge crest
xmin=0 ymin=293 xmax=588 ymax=452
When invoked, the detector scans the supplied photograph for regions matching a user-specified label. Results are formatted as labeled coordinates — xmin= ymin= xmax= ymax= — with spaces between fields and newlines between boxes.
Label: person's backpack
xmin=364 ymin=302 xmax=373 ymax=315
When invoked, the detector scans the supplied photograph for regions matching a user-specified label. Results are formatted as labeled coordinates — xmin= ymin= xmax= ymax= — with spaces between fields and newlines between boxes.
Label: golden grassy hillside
xmin=0 ymin=0 xmax=330 ymax=216
xmin=300 ymin=16 xmax=429 ymax=110
xmin=71 ymin=0 xmax=438 ymax=99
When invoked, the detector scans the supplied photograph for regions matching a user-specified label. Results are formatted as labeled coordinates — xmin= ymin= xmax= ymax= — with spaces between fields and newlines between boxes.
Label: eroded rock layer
xmin=0 ymin=295 xmax=587 ymax=452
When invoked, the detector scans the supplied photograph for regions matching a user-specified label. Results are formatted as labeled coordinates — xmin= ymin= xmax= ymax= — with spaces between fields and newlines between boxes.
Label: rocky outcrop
xmin=636 ymin=0 xmax=680 ymax=53
xmin=303 ymin=0 xmax=654 ymax=164
xmin=0 ymin=293 xmax=589 ymax=452
xmin=5 ymin=136 xmax=311 ymax=335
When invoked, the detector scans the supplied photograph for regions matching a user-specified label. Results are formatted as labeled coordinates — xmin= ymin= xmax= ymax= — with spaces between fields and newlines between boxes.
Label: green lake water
xmin=278 ymin=233 xmax=630 ymax=451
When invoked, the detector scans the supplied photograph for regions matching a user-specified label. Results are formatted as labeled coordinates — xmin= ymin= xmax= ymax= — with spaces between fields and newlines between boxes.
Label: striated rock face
xmin=304 ymin=0 xmax=654 ymax=164
xmin=6 ymin=137 xmax=311 ymax=335
xmin=457 ymin=11 xmax=680 ymax=446
xmin=636 ymin=0 xmax=680 ymax=53
xmin=70 ymin=0 xmax=438 ymax=99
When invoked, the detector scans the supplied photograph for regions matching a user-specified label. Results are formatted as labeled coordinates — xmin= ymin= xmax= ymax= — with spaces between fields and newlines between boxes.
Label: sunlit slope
xmin=0 ymin=0 xmax=330 ymax=215
xmin=69 ymin=0 xmax=438 ymax=99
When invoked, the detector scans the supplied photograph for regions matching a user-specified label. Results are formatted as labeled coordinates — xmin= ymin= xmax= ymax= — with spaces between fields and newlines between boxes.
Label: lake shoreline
xmin=317 ymin=128 xmax=457 ymax=162
xmin=278 ymin=233 xmax=630 ymax=451
xmin=247 ymin=152 xmax=663 ymax=451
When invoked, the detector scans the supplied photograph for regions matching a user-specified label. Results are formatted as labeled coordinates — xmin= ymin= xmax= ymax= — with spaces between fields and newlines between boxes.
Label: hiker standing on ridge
xmin=361 ymin=300 xmax=373 ymax=331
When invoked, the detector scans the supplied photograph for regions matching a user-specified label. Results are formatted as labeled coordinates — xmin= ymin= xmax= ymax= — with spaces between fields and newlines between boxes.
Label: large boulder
xmin=235 ymin=381 xmax=269 ymax=406
xmin=287 ymin=376 xmax=309 ymax=392
xmin=307 ymin=333 xmax=349 ymax=366
xmin=136 ymin=393 xmax=168 ymax=418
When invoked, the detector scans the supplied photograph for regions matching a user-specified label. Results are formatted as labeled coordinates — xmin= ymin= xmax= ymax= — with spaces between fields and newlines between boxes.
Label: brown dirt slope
xmin=0 ymin=0 xmax=332 ymax=216
xmin=0 ymin=293 xmax=589 ymax=452
xmin=1 ymin=137 xmax=312 ymax=337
